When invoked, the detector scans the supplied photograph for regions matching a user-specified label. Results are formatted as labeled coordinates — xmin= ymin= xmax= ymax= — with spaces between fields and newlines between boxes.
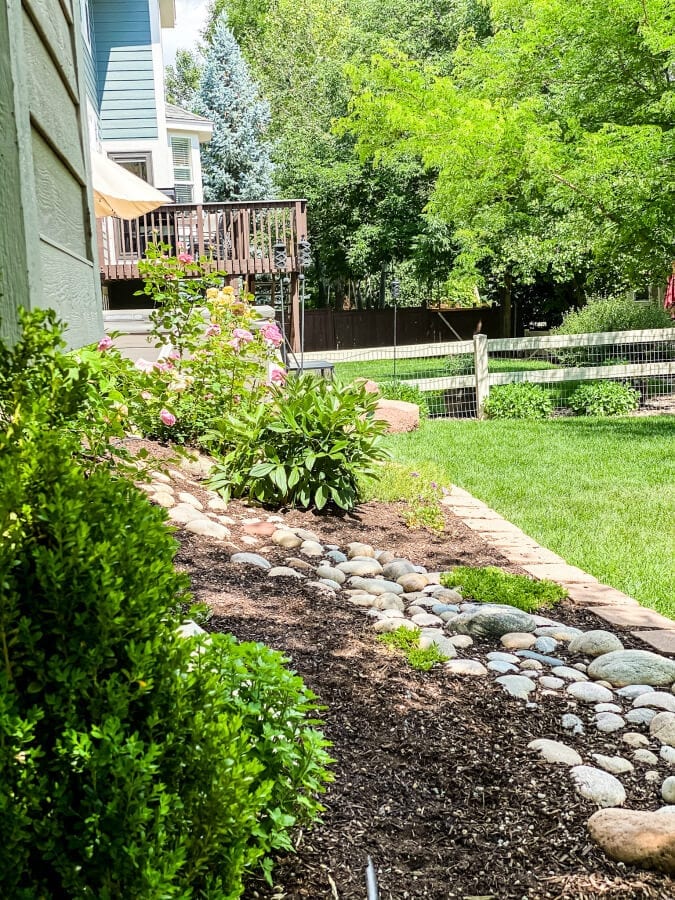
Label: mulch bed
xmin=172 ymin=497 xmax=674 ymax=900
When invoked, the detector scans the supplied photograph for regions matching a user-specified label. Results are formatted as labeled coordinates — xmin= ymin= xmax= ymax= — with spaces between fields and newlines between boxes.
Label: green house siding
xmin=0 ymin=0 xmax=102 ymax=348
xmin=92 ymin=0 xmax=158 ymax=140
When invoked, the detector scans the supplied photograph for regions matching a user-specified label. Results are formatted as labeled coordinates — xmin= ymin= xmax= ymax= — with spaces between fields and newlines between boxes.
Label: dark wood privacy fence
xmin=294 ymin=306 xmax=503 ymax=352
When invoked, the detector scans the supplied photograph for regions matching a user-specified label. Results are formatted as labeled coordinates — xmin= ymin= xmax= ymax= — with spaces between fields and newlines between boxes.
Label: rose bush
xmin=81 ymin=245 xmax=286 ymax=447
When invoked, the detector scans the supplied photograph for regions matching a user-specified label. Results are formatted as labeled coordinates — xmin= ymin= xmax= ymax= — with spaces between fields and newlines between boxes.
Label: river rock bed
xmin=138 ymin=452 xmax=675 ymax=898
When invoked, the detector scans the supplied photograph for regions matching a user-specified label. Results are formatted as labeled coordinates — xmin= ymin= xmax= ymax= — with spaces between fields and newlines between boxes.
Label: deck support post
xmin=289 ymin=273 xmax=300 ymax=354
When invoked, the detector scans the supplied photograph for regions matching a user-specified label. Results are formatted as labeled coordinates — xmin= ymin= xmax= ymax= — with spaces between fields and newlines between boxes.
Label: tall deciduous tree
xmin=346 ymin=0 xmax=675 ymax=294
xmin=197 ymin=13 xmax=274 ymax=201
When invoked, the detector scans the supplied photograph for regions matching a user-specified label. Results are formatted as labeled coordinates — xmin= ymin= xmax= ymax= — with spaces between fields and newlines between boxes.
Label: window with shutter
xmin=171 ymin=137 xmax=192 ymax=182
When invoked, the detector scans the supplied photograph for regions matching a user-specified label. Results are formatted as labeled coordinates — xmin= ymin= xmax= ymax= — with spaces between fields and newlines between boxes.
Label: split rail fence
xmin=303 ymin=328 xmax=675 ymax=418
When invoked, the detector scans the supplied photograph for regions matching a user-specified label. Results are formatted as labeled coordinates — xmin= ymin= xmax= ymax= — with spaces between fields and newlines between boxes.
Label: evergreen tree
xmin=197 ymin=13 xmax=274 ymax=201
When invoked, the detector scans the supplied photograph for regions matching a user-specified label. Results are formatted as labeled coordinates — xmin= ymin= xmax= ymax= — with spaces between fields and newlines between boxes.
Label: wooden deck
xmin=97 ymin=199 xmax=308 ymax=281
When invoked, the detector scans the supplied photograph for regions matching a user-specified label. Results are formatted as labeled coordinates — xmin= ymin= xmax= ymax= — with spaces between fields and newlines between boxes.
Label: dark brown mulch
xmin=174 ymin=500 xmax=674 ymax=900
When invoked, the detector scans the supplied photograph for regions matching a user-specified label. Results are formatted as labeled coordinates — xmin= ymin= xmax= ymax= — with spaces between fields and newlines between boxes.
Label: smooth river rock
xmin=448 ymin=606 xmax=536 ymax=638
xmin=339 ymin=559 xmax=384 ymax=577
xmin=568 ymin=630 xmax=624 ymax=658
xmin=570 ymin=766 xmax=626 ymax=808
xmin=566 ymin=682 xmax=614 ymax=704
xmin=528 ymin=739 xmax=582 ymax=766
xmin=651 ymin=713 xmax=675 ymax=748
xmin=634 ymin=692 xmax=675 ymax=713
xmin=445 ymin=658 xmax=488 ymax=676
xmin=495 ymin=675 xmax=537 ymax=699
xmin=230 ymin=552 xmax=272 ymax=570
xmin=587 ymin=650 xmax=675 ymax=688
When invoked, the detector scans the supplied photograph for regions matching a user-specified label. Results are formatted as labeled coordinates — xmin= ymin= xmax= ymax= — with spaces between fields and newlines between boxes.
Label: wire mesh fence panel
xmin=304 ymin=328 xmax=675 ymax=419
xmin=484 ymin=329 xmax=675 ymax=415
xmin=303 ymin=341 xmax=478 ymax=418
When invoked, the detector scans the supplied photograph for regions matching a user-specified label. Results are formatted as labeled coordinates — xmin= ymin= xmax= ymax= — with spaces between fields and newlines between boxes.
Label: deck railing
xmin=97 ymin=199 xmax=308 ymax=281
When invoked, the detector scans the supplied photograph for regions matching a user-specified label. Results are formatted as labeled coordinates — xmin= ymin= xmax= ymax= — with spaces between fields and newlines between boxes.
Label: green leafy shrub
xmin=554 ymin=295 xmax=672 ymax=336
xmin=0 ymin=315 xmax=332 ymax=897
xmin=569 ymin=380 xmax=640 ymax=416
xmin=441 ymin=566 xmax=566 ymax=612
xmin=444 ymin=353 xmax=474 ymax=376
xmin=376 ymin=380 xmax=429 ymax=417
xmin=483 ymin=382 xmax=553 ymax=419
xmin=377 ymin=627 xmax=449 ymax=671
xmin=553 ymin=296 xmax=673 ymax=367
xmin=207 ymin=375 xmax=390 ymax=510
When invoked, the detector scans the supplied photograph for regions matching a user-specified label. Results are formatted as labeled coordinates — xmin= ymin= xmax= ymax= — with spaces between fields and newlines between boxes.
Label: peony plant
xmin=80 ymin=244 xmax=287 ymax=447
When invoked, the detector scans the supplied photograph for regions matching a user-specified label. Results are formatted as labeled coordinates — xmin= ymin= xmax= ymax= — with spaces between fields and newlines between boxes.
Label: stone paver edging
xmin=441 ymin=487 xmax=675 ymax=656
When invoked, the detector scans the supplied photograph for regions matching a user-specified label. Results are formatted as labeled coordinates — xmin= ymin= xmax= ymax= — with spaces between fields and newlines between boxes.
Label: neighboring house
xmin=0 ymin=0 xmax=102 ymax=348
xmin=0 ymin=0 xmax=307 ymax=351
xmin=81 ymin=1 xmax=212 ymax=202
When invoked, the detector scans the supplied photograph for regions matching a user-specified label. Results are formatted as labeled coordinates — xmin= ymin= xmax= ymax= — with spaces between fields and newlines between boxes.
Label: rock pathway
xmin=141 ymin=458 xmax=675 ymax=876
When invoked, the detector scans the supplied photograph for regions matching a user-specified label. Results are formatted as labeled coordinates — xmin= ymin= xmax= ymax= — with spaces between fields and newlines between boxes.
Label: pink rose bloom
xmin=154 ymin=361 xmax=173 ymax=373
xmin=160 ymin=409 xmax=176 ymax=427
xmin=260 ymin=322 xmax=283 ymax=347
xmin=178 ymin=252 xmax=193 ymax=264
xmin=269 ymin=365 xmax=286 ymax=385
xmin=140 ymin=390 xmax=153 ymax=401
xmin=206 ymin=323 xmax=221 ymax=337
xmin=232 ymin=327 xmax=254 ymax=343
xmin=228 ymin=338 xmax=241 ymax=351
xmin=168 ymin=349 xmax=180 ymax=360
xmin=97 ymin=335 xmax=113 ymax=352
xmin=135 ymin=358 xmax=155 ymax=374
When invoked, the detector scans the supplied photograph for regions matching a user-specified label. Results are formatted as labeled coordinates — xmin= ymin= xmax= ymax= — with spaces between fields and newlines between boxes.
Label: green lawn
xmin=382 ymin=416 xmax=675 ymax=618
xmin=334 ymin=356 xmax=555 ymax=382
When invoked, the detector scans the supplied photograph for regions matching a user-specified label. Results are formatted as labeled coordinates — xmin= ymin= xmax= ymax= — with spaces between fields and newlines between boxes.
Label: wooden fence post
xmin=473 ymin=333 xmax=489 ymax=417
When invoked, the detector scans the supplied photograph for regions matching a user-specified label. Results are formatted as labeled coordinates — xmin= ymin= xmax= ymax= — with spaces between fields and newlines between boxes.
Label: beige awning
xmin=91 ymin=152 xmax=173 ymax=219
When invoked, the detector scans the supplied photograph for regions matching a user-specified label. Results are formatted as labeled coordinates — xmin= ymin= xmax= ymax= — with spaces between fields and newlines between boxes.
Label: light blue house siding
xmin=91 ymin=0 xmax=158 ymax=140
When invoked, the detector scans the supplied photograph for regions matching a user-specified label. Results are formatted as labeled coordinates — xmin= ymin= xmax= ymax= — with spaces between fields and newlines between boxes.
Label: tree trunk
xmin=378 ymin=266 xmax=386 ymax=309
xmin=502 ymin=271 xmax=513 ymax=337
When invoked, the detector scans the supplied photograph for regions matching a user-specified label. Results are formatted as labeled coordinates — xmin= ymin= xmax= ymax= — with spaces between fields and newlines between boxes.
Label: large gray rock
xmin=588 ymin=807 xmax=675 ymax=874
xmin=568 ymin=630 xmax=624 ymax=658
xmin=587 ymin=650 xmax=675 ymax=688
xmin=570 ymin=766 xmax=626 ymax=808
xmin=447 ymin=606 xmax=536 ymax=638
